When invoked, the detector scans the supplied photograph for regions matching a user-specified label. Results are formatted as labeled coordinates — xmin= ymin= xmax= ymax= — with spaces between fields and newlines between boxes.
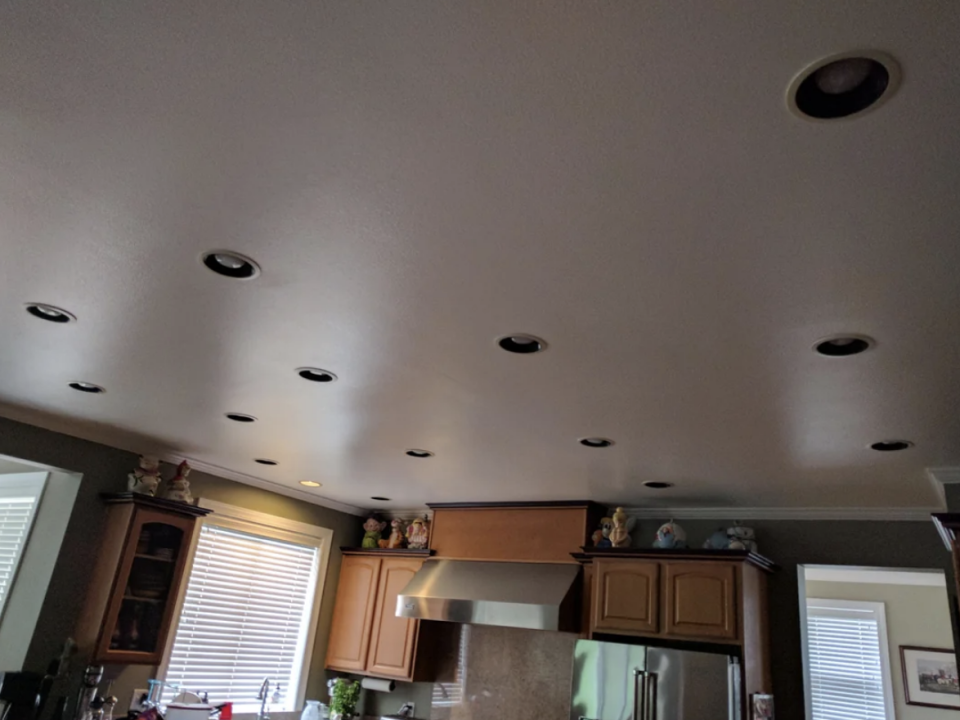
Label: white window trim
xmin=804 ymin=597 xmax=896 ymax=720
xmin=158 ymin=498 xmax=334 ymax=715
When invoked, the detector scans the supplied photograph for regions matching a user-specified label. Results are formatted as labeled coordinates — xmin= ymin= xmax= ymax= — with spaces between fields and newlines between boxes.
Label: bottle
xmin=301 ymin=700 xmax=322 ymax=720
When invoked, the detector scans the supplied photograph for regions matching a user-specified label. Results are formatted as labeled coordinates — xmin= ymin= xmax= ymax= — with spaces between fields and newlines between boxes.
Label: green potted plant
xmin=329 ymin=678 xmax=361 ymax=720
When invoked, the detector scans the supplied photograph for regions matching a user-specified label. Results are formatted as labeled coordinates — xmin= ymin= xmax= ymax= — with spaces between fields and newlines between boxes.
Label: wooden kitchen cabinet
xmin=74 ymin=493 xmax=211 ymax=665
xmin=663 ymin=561 xmax=737 ymax=640
xmin=366 ymin=557 xmax=424 ymax=678
xmin=325 ymin=555 xmax=382 ymax=672
xmin=593 ymin=560 xmax=659 ymax=634
xmin=325 ymin=549 xmax=434 ymax=680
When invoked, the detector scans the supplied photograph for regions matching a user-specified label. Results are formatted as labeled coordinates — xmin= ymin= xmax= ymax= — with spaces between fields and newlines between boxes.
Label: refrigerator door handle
xmin=645 ymin=672 xmax=657 ymax=720
xmin=633 ymin=669 xmax=647 ymax=720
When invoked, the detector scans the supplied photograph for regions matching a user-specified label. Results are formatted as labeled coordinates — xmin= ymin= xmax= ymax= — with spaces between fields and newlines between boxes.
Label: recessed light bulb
xmin=814 ymin=58 xmax=872 ymax=95
xmin=213 ymin=253 xmax=246 ymax=269
xmin=299 ymin=480 xmax=322 ymax=488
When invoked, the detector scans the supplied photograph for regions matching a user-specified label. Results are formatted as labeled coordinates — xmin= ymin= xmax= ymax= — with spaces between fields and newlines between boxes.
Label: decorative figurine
xmin=406 ymin=516 xmax=430 ymax=550
xmin=380 ymin=518 xmax=407 ymax=549
xmin=163 ymin=460 xmax=193 ymax=503
xmin=726 ymin=522 xmax=758 ymax=553
xmin=127 ymin=455 xmax=162 ymax=496
xmin=653 ymin=519 xmax=687 ymax=549
xmin=361 ymin=513 xmax=387 ymax=549
xmin=610 ymin=507 xmax=632 ymax=548
xmin=591 ymin=516 xmax=613 ymax=548
xmin=703 ymin=528 xmax=730 ymax=550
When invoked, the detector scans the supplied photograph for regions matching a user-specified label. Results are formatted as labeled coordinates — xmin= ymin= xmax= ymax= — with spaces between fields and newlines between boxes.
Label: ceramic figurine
xmin=703 ymin=528 xmax=729 ymax=550
xmin=610 ymin=507 xmax=632 ymax=548
xmin=381 ymin=518 xmax=407 ymax=549
xmin=653 ymin=519 xmax=687 ymax=549
xmin=726 ymin=522 xmax=758 ymax=552
xmin=591 ymin=516 xmax=613 ymax=548
xmin=406 ymin=516 xmax=430 ymax=549
xmin=163 ymin=460 xmax=193 ymax=503
xmin=127 ymin=455 xmax=162 ymax=496
xmin=361 ymin=513 xmax=387 ymax=549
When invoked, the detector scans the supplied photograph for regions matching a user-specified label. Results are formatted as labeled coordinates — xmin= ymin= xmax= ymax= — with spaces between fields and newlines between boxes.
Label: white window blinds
xmin=0 ymin=474 xmax=46 ymax=621
xmin=806 ymin=598 xmax=894 ymax=720
xmin=164 ymin=523 xmax=320 ymax=712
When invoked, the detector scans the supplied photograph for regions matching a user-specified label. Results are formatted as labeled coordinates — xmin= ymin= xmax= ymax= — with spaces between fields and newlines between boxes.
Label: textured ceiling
xmin=1 ymin=2 xmax=959 ymax=513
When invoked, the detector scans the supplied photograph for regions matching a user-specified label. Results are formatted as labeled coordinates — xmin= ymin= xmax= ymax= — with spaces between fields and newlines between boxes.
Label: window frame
xmin=803 ymin=596 xmax=896 ymax=720
xmin=158 ymin=499 xmax=334 ymax=715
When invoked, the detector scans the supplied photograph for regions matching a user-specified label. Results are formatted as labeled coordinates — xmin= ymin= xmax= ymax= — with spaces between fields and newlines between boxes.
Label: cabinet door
xmin=366 ymin=557 xmax=424 ymax=679
xmin=325 ymin=556 xmax=382 ymax=672
xmin=592 ymin=559 xmax=660 ymax=634
xmin=94 ymin=508 xmax=195 ymax=665
xmin=663 ymin=562 xmax=737 ymax=640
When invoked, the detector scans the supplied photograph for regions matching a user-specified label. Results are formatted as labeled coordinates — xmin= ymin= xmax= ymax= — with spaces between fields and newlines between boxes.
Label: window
xmin=161 ymin=502 xmax=332 ymax=714
xmin=0 ymin=473 xmax=46 ymax=621
xmin=805 ymin=598 xmax=895 ymax=720
xmin=432 ymin=624 xmax=469 ymax=707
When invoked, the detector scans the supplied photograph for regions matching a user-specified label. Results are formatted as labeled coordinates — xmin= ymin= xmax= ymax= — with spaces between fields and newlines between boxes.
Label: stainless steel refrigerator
xmin=570 ymin=639 xmax=741 ymax=720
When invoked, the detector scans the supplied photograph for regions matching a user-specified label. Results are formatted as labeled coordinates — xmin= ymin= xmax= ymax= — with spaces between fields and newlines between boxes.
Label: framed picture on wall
xmin=900 ymin=646 xmax=960 ymax=709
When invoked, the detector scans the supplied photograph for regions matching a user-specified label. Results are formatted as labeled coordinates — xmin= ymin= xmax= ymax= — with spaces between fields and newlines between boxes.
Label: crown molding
xmin=928 ymin=467 xmax=960 ymax=485
xmin=615 ymin=506 xmax=942 ymax=522
xmin=157 ymin=453 xmax=367 ymax=517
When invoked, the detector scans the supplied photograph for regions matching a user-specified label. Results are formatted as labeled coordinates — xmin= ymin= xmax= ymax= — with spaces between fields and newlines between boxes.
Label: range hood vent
xmin=396 ymin=559 xmax=581 ymax=632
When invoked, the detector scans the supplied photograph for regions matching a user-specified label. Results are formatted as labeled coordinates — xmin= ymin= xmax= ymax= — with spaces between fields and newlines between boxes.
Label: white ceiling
xmin=1 ymin=2 xmax=959 ymax=513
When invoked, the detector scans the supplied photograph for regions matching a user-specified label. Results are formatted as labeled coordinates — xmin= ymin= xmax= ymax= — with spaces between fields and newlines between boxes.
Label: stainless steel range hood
xmin=396 ymin=559 xmax=581 ymax=632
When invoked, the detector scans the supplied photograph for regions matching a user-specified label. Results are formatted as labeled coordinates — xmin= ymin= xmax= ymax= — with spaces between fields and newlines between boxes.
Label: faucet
xmin=256 ymin=679 xmax=271 ymax=720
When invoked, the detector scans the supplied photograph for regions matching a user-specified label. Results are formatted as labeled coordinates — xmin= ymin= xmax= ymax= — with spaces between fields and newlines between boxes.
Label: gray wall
xmin=0 ymin=416 xmax=361 ymax=710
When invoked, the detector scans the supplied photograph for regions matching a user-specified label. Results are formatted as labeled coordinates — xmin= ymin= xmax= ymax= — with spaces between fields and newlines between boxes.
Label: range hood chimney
xmin=396 ymin=559 xmax=581 ymax=632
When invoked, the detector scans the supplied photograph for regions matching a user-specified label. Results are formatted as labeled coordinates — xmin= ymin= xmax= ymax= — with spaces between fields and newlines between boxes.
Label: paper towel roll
xmin=360 ymin=678 xmax=396 ymax=693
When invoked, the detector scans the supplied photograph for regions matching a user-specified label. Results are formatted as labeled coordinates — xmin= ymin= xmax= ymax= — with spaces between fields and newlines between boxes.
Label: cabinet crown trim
xmin=573 ymin=547 xmax=779 ymax=573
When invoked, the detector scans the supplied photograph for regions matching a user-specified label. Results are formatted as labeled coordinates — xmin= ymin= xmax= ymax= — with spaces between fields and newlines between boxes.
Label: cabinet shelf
xmin=133 ymin=553 xmax=175 ymax=563
xmin=122 ymin=595 xmax=165 ymax=604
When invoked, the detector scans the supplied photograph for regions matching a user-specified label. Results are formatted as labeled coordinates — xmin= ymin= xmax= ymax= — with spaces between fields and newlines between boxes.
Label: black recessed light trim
xmin=789 ymin=52 xmax=900 ymax=120
xmin=870 ymin=440 xmax=914 ymax=452
xmin=370 ymin=496 xmax=391 ymax=502
xmin=201 ymin=250 xmax=261 ymax=279
xmin=813 ymin=335 xmax=874 ymax=357
xmin=225 ymin=413 xmax=257 ymax=423
xmin=297 ymin=367 xmax=338 ymax=383
xmin=405 ymin=449 xmax=434 ymax=458
xmin=69 ymin=382 xmax=104 ymax=394
xmin=254 ymin=458 xmax=279 ymax=465
xmin=643 ymin=481 xmax=674 ymax=490
xmin=497 ymin=334 xmax=546 ymax=354
xmin=580 ymin=437 xmax=614 ymax=448
xmin=25 ymin=303 xmax=76 ymax=323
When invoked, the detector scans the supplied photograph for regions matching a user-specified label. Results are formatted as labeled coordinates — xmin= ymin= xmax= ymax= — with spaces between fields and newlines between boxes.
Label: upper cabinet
xmin=663 ymin=561 xmax=737 ymax=640
xmin=593 ymin=560 xmax=659 ymax=635
xmin=75 ymin=493 xmax=211 ymax=665
xmin=325 ymin=551 xmax=432 ymax=681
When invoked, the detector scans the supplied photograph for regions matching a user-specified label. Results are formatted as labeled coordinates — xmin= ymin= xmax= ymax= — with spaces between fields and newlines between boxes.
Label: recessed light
xmin=69 ymin=382 xmax=105 ymax=394
xmin=870 ymin=440 xmax=914 ymax=452
xmin=225 ymin=413 xmax=257 ymax=423
xmin=299 ymin=480 xmax=322 ymax=488
xmin=580 ymin=438 xmax=614 ymax=448
xmin=370 ymin=496 xmax=391 ymax=502
xmin=201 ymin=250 xmax=261 ymax=279
xmin=405 ymin=449 xmax=434 ymax=458
xmin=789 ymin=51 xmax=900 ymax=120
xmin=297 ymin=368 xmax=338 ymax=383
xmin=254 ymin=458 xmax=278 ymax=466
xmin=25 ymin=303 xmax=76 ymax=323
xmin=813 ymin=335 xmax=874 ymax=357
xmin=497 ymin=335 xmax=546 ymax=354
xmin=643 ymin=481 xmax=673 ymax=490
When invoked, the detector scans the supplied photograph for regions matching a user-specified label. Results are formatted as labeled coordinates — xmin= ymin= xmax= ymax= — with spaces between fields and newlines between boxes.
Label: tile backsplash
xmin=364 ymin=625 xmax=577 ymax=720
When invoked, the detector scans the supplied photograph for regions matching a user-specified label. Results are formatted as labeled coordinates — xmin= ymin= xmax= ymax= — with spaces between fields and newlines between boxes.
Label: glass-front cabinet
xmin=75 ymin=493 xmax=211 ymax=665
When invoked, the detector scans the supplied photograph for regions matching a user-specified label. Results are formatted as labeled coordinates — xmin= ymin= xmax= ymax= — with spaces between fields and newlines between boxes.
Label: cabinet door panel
xmin=592 ymin=560 xmax=659 ymax=634
xmin=664 ymin=562 xmax=737 ymax=640
xmin=325 ymin=556 xmax=381 ymax=672
xmin=366 ymin=558 xmax=424 ymax=679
